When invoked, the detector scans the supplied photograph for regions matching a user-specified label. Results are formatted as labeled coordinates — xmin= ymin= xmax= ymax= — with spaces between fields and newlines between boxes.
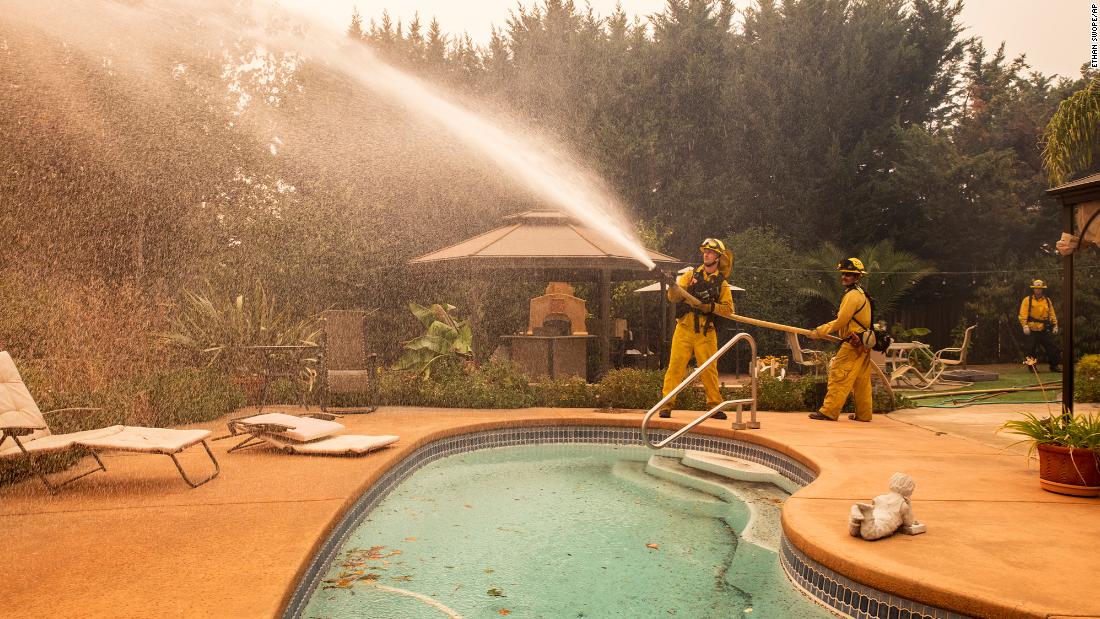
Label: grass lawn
xmin=900 ymin=365 xmax=1063 ymax=408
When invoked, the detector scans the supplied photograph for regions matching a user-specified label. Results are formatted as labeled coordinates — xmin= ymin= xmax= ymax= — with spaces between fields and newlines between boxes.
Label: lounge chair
xmin=221 ymin=412 xmax=398 ymax=455
xmin=890 ymin=325 xmax=977 ymax=389
xmin=785 ymin=332 xmax=830 ymax=376
xmin=0 ymin=351 xmax=219 ymax=493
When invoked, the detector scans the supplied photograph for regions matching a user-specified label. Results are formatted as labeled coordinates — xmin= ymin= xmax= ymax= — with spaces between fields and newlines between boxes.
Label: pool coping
xmin=6 ymin=406 xmax=1095 ymax=618
xmin=283 ymin=423 xmax=967 ymax=619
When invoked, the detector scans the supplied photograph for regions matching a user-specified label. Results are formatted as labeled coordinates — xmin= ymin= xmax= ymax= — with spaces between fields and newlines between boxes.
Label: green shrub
xmin=800 ymin=377 xmax=829 ymax=411
xmin=596 ymin=368 xmax=708 ymax=410
xmin=755 ymin=375 xmax=811 ymax=411
xmin=1075 ymin=354 xmax=1100 ymax=402
xmin=597 ymin=368 xmax=663 ymax=409
xmin=375 ymin=360 xmax=533 ymax=409
xmin=840 ymin=386 xmax=906 ymax=414
xmin=376 ymin=368 xmax=428 ymax=406
xmin=145 ymin=367 xmax=246 ymax=426
xmin=532 ymin=376 xmax=598 ymax=408
xmin=449 ymin=360 xmax=533 ymax=409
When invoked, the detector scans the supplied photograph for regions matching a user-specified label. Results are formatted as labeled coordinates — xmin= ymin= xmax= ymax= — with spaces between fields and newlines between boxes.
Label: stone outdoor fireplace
xmin=528 ymin=282 xmax=588 ymax=336
xmin=502 ymin=282 xmax=594 ymax=379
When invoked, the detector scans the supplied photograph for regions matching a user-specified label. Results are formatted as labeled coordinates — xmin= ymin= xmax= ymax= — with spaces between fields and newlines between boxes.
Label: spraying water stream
xmin=286 ymin=31 xmax=657 ymax=270
xmin=5 ymin=0 xmax=657 ymax=270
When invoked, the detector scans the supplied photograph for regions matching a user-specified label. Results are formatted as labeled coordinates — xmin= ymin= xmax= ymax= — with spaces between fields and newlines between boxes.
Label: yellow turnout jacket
xmin=1018 ymin=295 xmax=1058 ymax=332
xmin=667 ymin=266 xmax=734 ymax=329
xmin=815 ymin=286 xmax=872 ymax=339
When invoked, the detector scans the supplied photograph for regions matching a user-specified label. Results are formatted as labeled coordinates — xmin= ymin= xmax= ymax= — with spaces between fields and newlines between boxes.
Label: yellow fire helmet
xmin=699 ymin=238 xmax=733 ymax=279
xmin=836 ymin=257 xmax=867 ymax=274
xmin=1030 ymin=279 xmax=1047 ymax=289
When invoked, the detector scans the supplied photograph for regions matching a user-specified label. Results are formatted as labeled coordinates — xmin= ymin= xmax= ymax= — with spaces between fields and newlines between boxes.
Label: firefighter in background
xmin=807 ymin=258 xmax=874 ymax=422
xmin=1018 ymin=279 xmax=1061 ymax=373
xmin=658 ymin=238 xmax=735 ymax=419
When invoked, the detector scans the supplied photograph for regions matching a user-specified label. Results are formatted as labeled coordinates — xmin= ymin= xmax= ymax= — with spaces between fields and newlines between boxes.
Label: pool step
xmin=609 ymin=460 xmax=732 ymax=519
xmin=645 ymin=455 xmax=786 ymax=552
xmin=680 ymin=451 xmax=801 ymax=495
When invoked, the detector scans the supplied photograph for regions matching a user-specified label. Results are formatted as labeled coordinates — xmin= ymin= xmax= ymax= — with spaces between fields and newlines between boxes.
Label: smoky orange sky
xmin=280 ymin=0 xmax=1088 ymax=80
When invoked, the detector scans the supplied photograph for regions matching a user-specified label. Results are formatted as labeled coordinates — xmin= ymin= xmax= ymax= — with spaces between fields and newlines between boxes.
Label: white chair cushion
xmin=235 ymin=413 xmax=345 ymax=442
xmin=76 ymin=427 xmax=212 ymax=454
xmin=270 ymin=434 xmax=399 ymax=455
xmin=0 ymin=351 xmax=51 ymax=442
xmin=0 ymin=426 xmax=125 ymax=457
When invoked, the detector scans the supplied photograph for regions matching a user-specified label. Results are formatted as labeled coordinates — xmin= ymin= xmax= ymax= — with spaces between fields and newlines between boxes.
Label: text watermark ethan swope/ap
xmin=1092 ymin=4 xmax=1098 ymax=69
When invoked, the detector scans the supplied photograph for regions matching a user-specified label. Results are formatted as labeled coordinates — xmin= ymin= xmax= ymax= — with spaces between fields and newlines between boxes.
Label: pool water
xmin=302 ymin=444 xmax=831 ymax=618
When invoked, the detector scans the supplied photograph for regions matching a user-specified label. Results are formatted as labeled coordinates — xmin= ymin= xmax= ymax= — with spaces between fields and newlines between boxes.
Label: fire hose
xmin=659 ymin=271 xmax=896 ymax=402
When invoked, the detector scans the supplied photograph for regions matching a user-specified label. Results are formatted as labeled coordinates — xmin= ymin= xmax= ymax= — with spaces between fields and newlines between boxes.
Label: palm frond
xmin=1042 ymin=76 xmax=1100 ymax=185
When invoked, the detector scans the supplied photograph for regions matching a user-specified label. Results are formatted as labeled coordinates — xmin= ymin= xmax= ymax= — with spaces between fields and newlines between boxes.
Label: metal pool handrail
xmin=642 ymin=332 xmax=759 ymax=449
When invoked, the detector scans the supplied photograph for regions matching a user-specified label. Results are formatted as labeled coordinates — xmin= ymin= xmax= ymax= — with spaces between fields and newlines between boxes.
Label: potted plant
xmin=1000 ymin=358 xmax=1100 ymax=497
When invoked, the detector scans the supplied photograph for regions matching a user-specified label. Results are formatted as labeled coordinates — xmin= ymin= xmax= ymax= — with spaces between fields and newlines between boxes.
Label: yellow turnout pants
xmin=820 ymin=341 xmax=873 ymax=421
xmin=661 ymin=322 xmax=721 ymax=409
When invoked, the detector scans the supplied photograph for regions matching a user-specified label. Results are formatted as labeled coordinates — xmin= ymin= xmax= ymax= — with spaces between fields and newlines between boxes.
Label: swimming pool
xmin=300 ymin=443 xmax=831 ymax=618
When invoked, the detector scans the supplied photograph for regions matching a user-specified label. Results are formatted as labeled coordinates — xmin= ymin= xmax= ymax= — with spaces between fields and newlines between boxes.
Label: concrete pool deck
xmin=3 ymin=403 xmax=1099 ymax=618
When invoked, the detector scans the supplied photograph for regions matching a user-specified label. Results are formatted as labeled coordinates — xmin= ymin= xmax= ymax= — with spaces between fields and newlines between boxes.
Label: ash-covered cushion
xmin=77 ymin=427 xmax=211 ymax=454
xmin=235 ymin=413 xmax=345 ymax=442
xmin=0 ymin=351 xmax=50 ymax=442
xmin=269 ymin=434 xmax=399 ymax=455
xmin=0 ymin=426 xmax=125 ymax=457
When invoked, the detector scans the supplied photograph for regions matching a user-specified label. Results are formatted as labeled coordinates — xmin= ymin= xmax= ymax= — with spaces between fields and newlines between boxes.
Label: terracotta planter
xmin=1037 ymin=443 xmax=1100 ymax=497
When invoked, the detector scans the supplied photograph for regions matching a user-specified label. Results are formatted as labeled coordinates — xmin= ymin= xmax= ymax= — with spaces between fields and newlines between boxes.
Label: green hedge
xmin=145 ymin=368 xmax=246 ymax=427
xmin=370 ymin=364 xmax=908 ymax=413
xmin=1076 ymin=354 xmax=1100 ymax=403
xmin=377 ymin=360 xmax=534 ymax=409
xmin=531 ymin=376 xmax=598 ymax=408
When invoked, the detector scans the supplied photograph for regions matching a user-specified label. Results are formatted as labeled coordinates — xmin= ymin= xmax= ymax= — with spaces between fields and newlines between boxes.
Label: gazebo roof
xmin=1047 ymin=171 xmax=1100 ymax=204
xmin=410 ymin=210 xmax=684 ymax=281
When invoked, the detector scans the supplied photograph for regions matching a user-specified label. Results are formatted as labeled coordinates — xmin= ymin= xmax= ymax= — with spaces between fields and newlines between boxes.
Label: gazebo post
xmin=465 ymin=274 xmax=487 ymax=363
xmin=1046 ymin=172 xmax=1100 ymax=417
xmin=659 ymin=279 xmax=668 ymax=370
xmin=599 ymin=268 xmax=611 ymax=378
xmin=1062 ymin=203 xmax=1074 ymax=416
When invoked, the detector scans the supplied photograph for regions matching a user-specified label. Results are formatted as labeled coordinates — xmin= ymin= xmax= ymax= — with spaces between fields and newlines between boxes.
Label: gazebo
xmin=409 ymin=210 xmax=684 ymax=377
xmin=1047 ymin=171 xmax=1100 ymax=413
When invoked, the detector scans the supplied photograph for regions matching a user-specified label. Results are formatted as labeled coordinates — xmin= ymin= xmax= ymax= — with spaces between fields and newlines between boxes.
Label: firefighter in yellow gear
xmin=1018 ymin=279 xmax=1061 ymax=372
xmin=807 ymin=258 xmax=874 ymax=422
xmin=659 ymin=238 xmax=735 ymax=419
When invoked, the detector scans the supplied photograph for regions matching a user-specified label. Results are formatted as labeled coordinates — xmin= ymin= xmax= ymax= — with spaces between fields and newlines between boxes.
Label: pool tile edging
xmin=283 ymin=425 xmax=969 ymax=619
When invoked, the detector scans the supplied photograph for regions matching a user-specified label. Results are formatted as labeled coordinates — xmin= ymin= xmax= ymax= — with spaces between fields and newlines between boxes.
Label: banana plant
xmin=395 ymin=302 xmax=473 ymax=379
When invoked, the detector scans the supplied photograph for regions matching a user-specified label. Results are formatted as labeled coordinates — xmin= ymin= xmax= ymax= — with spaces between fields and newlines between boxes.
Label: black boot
xmin=658 ymin=409 xmax=671 ymax=418
xmin=711 ymin=411 xmax=727 ymax=420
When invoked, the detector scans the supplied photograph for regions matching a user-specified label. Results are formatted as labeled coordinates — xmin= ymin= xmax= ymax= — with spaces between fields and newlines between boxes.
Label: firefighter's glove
xmin=1053 ymin=325 xmax=1059 ymax=335
xmin=1023 ymin=326 xmax=1031 ymax=335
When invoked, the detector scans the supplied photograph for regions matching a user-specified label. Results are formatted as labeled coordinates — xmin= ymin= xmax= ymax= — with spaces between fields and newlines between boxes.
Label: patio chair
xmin=318 ymin=309 xmax=379 ymax=413
xmin=220 ymin=412 xmax=398 ymax=456
xmin=890 ymin=325 xmax=977 ymax=389
xmin=785 ymin=332 xmax=830 ymax=376
xmin=0 ymin=351 xmax=219 ymax=493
